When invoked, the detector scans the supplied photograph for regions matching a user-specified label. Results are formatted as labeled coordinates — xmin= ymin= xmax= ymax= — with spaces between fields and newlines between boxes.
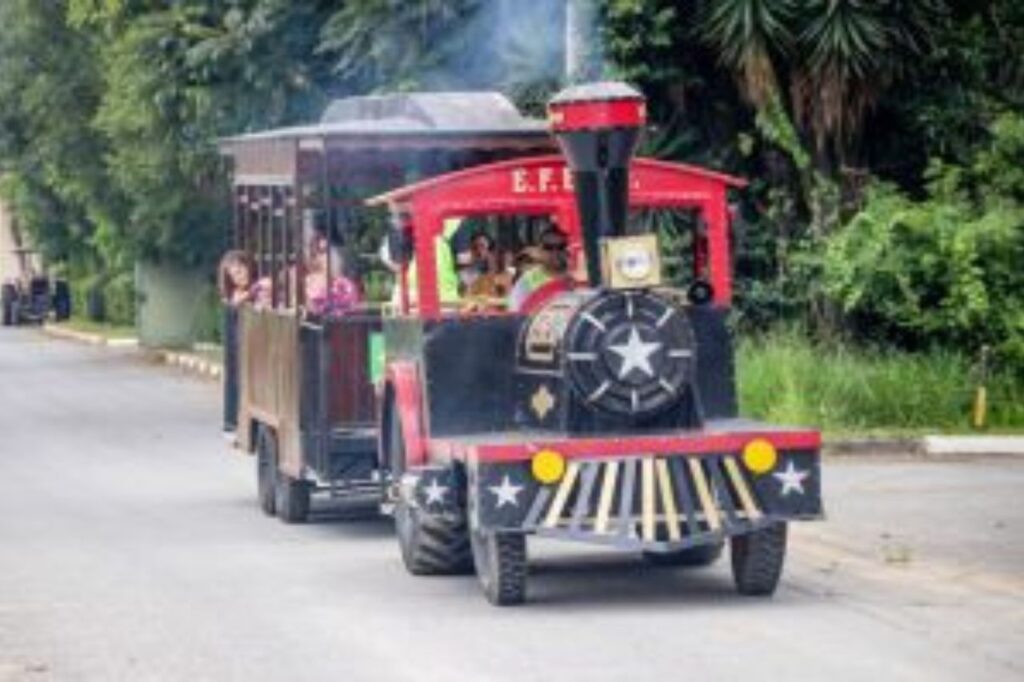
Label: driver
xmin=508 ymin=227 xmax=570 ymax=312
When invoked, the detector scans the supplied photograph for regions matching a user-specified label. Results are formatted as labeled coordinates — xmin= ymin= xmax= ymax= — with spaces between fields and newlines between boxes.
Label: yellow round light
xmin=531 ymin=449 xmax=566 ymax=484
xmin=742 ymin=439 xmax=778 ymax=475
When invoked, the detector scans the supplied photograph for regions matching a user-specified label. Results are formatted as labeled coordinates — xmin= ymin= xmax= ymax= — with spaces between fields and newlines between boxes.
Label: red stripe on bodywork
xmin=430 ymin=430 xmax=821 ymax=464
xmin=385 ymin=362 xmax=428 ymax=467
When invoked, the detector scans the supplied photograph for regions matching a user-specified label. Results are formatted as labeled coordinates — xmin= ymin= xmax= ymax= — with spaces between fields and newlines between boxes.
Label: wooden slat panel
xmin=616 ymin=459 xmax=638 ymax=538
xmin=641 ymin=458 xmax=656 ymax=542
xmin=594 ymin=461 xmax=620 ymax=535
xmin=544 ymin=461 xmax=580 ymax=528
xmin=688 ymin=458 xmax=722 ymax=532
xmin=571 ymin=462 xmax=601 ymax=531
xmin=655 ymin=459 xmax=682 ymax=541
xmin=723 ymin=456 xmax=762 ymax=522
xmin=669 ymin=457 xmax=701 ymax=538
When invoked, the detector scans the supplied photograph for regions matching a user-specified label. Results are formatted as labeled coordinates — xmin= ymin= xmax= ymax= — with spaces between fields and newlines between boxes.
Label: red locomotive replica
xmin=221 ymin=83 xmax=823 ymax=606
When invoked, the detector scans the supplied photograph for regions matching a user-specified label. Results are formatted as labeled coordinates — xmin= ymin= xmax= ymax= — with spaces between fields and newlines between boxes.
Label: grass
xmin=737 ymin=330 xmax=1024 ymax=436
xmin=59 ymin=316 xmax=137 ymax=341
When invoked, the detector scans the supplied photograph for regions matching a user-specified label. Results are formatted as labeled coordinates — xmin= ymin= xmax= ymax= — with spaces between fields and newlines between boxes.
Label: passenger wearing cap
xmin=508 ymin=227 xmax=571 ymax=312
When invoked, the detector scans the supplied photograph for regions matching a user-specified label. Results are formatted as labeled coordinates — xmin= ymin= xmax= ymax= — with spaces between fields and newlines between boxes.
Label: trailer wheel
xmin=255 ymin=426 xmax=278 ymax=516
xmin=731 ymin=522 xmax=788 ymax=596
xmin=644 ymin=541 xmax=724 ymax=568
xmin=275 ymin=472 xmax=311 ymax=524
xmin=391 ymin=412 xmax=472 ymax=575
xmin=471 ymin=529 xmax=527 ymax=606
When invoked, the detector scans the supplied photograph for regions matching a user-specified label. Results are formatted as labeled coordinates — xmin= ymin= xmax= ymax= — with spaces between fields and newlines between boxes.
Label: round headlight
xmin=742 ymin=439 xmax=778 ymax=475
xmin=531 ymin=449 xmax=566 ymax=484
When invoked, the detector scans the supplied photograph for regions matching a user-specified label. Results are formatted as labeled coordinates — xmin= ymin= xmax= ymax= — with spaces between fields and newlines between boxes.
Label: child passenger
xmin=304 ymin=235 xmax=362 ymax=316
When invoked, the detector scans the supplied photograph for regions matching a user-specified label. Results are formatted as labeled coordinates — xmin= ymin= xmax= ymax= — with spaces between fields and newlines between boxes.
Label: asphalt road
xmin=1 ymin=328 xmax=1022 ymax=682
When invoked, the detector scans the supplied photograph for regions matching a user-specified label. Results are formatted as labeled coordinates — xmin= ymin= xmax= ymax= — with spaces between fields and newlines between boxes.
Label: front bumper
xmin=464 ymin=448 xmax=821 ymax=552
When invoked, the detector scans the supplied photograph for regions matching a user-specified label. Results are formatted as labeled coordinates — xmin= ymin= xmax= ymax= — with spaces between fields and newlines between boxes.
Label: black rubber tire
xmin=255 ymin=426 xmax=278 ymax=516
xmin=731 ymin=522 xmax=788 ymax=596
xmin=390 ymin=409 xmax=472 ymax=575
xmin=395 ymin=499 xmax=473 ymax=575
xmin=275 ymin=471 xmax=311 ymax=524
xmin=471 ymin=529 xmax=527 ymax=606
xmin=644 ymin=541 xmax=725 ymax=568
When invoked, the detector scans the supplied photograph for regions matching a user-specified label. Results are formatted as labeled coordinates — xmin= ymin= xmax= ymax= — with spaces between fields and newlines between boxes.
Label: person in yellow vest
xmin=383 ymin=217 xmax=464 ymax=310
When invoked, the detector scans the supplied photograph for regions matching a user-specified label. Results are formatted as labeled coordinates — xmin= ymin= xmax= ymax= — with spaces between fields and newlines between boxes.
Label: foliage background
xmin=0 ymin=0 xmax=1020 ymax=421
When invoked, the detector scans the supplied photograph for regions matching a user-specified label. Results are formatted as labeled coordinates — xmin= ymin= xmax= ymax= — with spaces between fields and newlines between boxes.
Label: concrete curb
xmin=823 ymin=437 xmax=923 ymax=457
xmin=155 ymin=349 xmax=223 ymax=381
xmin=42 ymin=323 xmax=129 ymax=346
xmin=824 ymin=435 xmax=1024 ymax=458
xmin=42 ymin=323 xmax=219 ymax=381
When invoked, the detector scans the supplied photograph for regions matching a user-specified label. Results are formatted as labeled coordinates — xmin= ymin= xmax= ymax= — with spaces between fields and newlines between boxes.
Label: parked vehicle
xmin=221 ymin=84 xmax=823 ymax=605
xmin=1 ymin=248 xmax=71 ymax=326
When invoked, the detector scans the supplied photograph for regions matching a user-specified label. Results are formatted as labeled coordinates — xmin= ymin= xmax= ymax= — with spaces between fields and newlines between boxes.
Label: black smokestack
xmin=548 ymin=82 xmax=646 ymax=286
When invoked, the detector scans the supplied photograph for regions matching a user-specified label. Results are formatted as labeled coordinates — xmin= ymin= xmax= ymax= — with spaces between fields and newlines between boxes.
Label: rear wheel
xmin=255 ymin=426 xmax=277 ymax=516
xmin=389 ymin=406 xmax=472 ymax=575
xmin=275 ymin=472 xmax=311 ymax=524
xmin=644 ymin=541 xmax=724 ymax=568
xmin=731 ymin=522 xmax=788 ymax=596
xmin=471 ymin=529 xmax=527 ymax=606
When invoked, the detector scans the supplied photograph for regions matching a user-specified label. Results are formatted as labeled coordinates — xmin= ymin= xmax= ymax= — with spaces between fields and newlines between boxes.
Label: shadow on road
xmin=524 ymin=553 xmax=752 ymax=609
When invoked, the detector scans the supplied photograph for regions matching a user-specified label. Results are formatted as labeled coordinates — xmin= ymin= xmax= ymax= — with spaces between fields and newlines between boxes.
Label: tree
xmin=0 ymin=0 xmax=116 ymax=270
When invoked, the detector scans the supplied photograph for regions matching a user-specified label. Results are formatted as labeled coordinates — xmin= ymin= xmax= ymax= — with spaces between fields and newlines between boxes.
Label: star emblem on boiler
xmin=488 ymin=475 xmax=524 ymax=509
xmin=773 ymin=460 xmax=810 ymax=496
xmin=422 ymin=478 xmax=448 ymax=506
xmin=607 ymin=326 xmax=662 ymax=379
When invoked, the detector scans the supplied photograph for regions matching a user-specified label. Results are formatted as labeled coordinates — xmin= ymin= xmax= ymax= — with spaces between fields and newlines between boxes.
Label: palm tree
xmin=697 ymin=0 xmax=796 ymax=108
xmin=698 ymin=0 xmax=943 ymax=170
xmin=791 ymin=0 xmax=942 ymax=166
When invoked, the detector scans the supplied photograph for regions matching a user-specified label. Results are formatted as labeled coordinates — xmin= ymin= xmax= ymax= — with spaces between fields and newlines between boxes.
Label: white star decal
xmin=773 ymin=460 xmax=810 ymax=497
xmin=488 ymin=475 xmax=524 ymax=509
xmin=607 ymin=326 xmax=662 ymax=379
xmin=422 ymin=478 xmax=448 ymax=506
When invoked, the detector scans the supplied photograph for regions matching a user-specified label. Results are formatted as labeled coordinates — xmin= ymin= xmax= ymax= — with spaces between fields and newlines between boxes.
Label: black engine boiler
xmin=515 ymin=290 xmax=703 ymax=434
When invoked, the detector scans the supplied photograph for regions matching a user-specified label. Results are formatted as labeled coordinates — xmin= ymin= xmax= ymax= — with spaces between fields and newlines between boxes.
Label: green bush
xmin=738 ymin=330 xmax=1024 ymax=434
xmin=824 ymin=114 xmax=1024 ymax=375
xmin=190 ymin=283 xmax=222 ymax=344
xmin=102 ymin=272 xmax=135 ymax=326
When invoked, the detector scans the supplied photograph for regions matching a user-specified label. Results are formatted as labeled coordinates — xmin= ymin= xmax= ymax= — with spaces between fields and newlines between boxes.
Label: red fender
xmin=519 ymin=277 xmax=573 ymax=315
xmin=383 ymin=361 xmax=428 ymax=468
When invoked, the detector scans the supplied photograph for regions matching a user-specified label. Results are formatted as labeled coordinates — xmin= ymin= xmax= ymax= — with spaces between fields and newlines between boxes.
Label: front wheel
xmin=471 ymin=529 xmax=527 ymax=606
xmin=395 ymin=498 xmax=473 ymax=575
xmin=390 ymin=408 xmax=472 ymax=575
xmin=731 ymin=522 xmax=788 ymax=596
